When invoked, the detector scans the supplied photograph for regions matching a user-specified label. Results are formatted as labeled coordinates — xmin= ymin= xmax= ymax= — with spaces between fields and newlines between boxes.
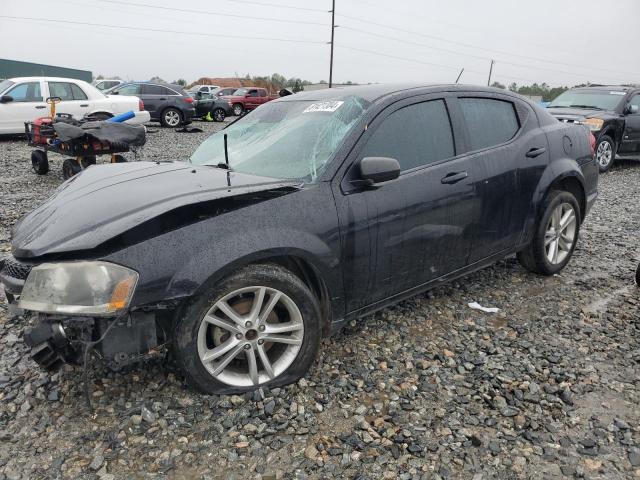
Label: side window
xmin=143 ymin=84 xmax=164 ymax=95
xmin=48 ymin=82 xmax=75 ymax=101
xmin=248 ymin=89 xmax=259 ymax=97
xmin=113 ymin=84 xmax=141 ymax=95
xmin=628 ymin=94 xmax=640 ymax=112
xmin=7 ymin=82 xmax=42 ymax=102
xmin=199 ymin=87 xmax=208 ymax=92
xmin=259 ymin=89 xmax=267 ymax=97
xmin=361 ymin=100 xmax=455 ymax=171
xmin=459 ymin=97 xmax=520 ymax=150
xmin=70 ymin=83 xmax=87 ymax=100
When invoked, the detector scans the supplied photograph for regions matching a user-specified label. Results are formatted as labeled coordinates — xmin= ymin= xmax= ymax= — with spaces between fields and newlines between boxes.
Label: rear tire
xmin=595 ymin=135 xmax=615 ymax=173
xmin=517 ymin=190 xmax=580 ymax=275
xmin=213 ymin=108 xmax=226 ymax=122
xmin=160 ymin=107 xmax=183 ymax=128
xmin=233 ymin=103 xmax=244 ymax=116
xmin=31 ymin=150 xmax=49 ymax=175
xmin=173 ymin=264 xmax=322 ymax=394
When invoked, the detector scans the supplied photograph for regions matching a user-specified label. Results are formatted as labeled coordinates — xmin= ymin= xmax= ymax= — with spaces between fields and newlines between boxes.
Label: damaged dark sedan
xmin=1 ymin=84 xmax=598 ymax=394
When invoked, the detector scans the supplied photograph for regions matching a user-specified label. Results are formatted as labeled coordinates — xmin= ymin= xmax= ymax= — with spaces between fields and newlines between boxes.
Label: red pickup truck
xmin=223 ymin=87 xmax=278 ymax=116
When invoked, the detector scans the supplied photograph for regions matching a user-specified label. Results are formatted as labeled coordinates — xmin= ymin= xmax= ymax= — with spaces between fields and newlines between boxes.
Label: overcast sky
xmin=1 ymin=0 xmax=638 ymax=87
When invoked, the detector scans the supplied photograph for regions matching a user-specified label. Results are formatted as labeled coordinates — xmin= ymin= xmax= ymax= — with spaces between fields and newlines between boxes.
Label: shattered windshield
xmin=189 ymin=96 xmax=371 ymax=181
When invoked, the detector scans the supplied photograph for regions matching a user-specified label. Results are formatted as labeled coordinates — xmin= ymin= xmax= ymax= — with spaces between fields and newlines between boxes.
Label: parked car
xmin=0 ymin=84 xmax=598 ymax=394
xmin=109 ymin=82 xmax=195 ymax=127
xmin=92 ymin=79 xmax=124 ymax=91
xmin=0 ymin=77 xmax=150 ymax=135
xmin=188 ymin=85 xmax=220 ymax=95
xmin=193 ymin=92 xmax=233 ymax=121
xmin=224 ymin=87 xmax=278 ymax=116
xmin=547 ymin=85 xmax=640 ymax=172
xmin=212 ymin=87 xmax=239 ymax=98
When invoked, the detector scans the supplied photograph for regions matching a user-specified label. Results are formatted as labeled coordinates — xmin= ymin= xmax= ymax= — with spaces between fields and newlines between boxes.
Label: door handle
xmin=441 ymin=171 xmax=468 ymax=184
xmin=526 ymin=147 xmax=546 ymax=158
xmin=35 ymin=106 xmax=46 ymax=109
xmin=80 ymin=104 xmax=89 ymax=107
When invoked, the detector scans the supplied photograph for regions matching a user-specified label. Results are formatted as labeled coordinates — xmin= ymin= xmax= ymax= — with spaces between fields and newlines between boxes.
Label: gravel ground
xmin=0 ymin=121 xmax=639 ymax=480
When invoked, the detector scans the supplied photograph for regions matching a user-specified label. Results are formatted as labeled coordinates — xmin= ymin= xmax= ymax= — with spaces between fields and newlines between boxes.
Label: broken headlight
xmin=19 ymin=261 xmax=138 ymax=316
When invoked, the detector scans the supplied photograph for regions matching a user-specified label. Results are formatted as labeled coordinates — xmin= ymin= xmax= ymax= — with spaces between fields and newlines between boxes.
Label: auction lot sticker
xmin=303 ymin=101 xmax=344 ymax=113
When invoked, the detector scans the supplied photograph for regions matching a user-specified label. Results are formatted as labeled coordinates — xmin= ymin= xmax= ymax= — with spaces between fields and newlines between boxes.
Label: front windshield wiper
xmin=569 ymin=104 xmax=604 ymax=110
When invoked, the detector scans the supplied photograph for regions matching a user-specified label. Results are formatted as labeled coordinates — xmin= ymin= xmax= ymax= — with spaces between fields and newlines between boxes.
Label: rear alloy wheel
xmin=31 ymin=150 xmax=49 ymax=175
xmin=595 ymin=135 xmax=615 ymax=173
xmin=161 ymin=108 xmax=182 ymax=128
xmin=517 ymin=190 xmax=580 ymax=275
xmin=174 ymin=264 xmax=321 ymax=394
xmin=213 ymin=108 xmax=226 ymax=122
xmin=233 ymin=103 xmax=244 ymax=116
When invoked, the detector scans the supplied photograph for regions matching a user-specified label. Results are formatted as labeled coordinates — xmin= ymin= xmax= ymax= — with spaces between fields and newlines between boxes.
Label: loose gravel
xmin=0 ymin=121 xmax=639 ymax=480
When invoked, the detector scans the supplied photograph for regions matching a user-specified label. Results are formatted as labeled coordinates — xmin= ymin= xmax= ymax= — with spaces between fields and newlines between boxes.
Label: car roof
xmin=8 ymin=76 xmax=89 ymax=83
xmin=121 ymin=81 xmax=186 ymax=91
xmin=277 ymin=83 xmax=512 ymax=102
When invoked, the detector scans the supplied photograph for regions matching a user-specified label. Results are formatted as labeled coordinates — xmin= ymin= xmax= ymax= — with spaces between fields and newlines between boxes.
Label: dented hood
xmin=12 ymin=161 xmax=299 ymax=259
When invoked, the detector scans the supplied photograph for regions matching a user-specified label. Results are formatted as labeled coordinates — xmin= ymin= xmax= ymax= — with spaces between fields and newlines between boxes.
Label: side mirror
xmin=626 ymin=104 xmax=639 ymax=114
xmin=357 ymin=157 xmax=400 ymax=185
xmin=0 ymin=95 xmax=13 ymax=103
xmin=110 ymin=90 xmax=119 ymax=95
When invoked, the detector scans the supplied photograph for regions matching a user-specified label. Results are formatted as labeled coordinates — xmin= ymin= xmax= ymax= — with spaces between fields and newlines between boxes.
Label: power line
xmin=0 ymin=16 xmax=327 ymax=44
xmin=337 ymin=13 xmax=638 ymax=79
xmin=339 ymin=25 xmax=628 ymax=84
xmin=96 ymin=0 xmax=327 ymax=26
xmin=217 ymin=0 xmax=327 ymax=12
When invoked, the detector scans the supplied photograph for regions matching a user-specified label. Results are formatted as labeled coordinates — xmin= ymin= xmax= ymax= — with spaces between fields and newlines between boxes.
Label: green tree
xmin=172 ymin=79 xmax=187 ymax=87
xmin=490 ymin=81 xmax=506 ymax=89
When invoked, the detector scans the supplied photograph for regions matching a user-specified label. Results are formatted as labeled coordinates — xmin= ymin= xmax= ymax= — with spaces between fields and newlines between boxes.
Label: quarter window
xmin=361 ymin=100 xmax=455 ymax=171
xmin=459 ymin=97 xmax=519 ymax=150
xmin=6 ymin=82 xmax=42 ymax=102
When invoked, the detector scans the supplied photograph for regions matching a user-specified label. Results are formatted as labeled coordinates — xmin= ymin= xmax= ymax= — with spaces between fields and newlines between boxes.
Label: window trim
xmin=455 ymin=94 xmax=524 ymax=155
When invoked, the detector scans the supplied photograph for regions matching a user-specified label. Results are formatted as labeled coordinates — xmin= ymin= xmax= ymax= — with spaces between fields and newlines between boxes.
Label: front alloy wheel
xmin=174 ymin=264 xmax=321 ymax=394
xmin=197 ymin=286 xmax=304 ymax=387
xmin=595 ymin=136 xmax=615 ymax=172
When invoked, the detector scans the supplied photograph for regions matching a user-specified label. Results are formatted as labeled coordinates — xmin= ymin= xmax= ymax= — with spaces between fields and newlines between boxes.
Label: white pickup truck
xmin=0 ymin=77 xmax=150 ymax=134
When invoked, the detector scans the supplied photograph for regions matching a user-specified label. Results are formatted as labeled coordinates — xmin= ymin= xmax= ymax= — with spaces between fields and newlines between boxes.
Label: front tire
xmin=232 ymin=103 xmax=244 ymax=116
xmin=595 ymin=135 xmax=615 ymax=173
xmin=160 ymin=107 xmax=183 ymax=128
xmin=31 ymin=150 xmax=49 ymax=175
xmin=173 ymin=264 xmax=322 ymax=394
xmin=517 ymin=190 xmax=580 ymax=275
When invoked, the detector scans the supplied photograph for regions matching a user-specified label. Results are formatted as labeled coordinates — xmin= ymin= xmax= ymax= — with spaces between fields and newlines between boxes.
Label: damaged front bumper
xmin=1 ymin=255 xmax=169 ymax=372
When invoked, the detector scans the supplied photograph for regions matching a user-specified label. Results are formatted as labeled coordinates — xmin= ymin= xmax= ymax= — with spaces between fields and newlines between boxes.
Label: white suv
xmin=188 ymin=84 xmax=220 ymax=95
xmin=0 ymin=77 xmax=150 ymax=134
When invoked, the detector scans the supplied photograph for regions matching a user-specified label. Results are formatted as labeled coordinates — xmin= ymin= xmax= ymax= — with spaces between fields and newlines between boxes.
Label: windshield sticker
xmin=303 ymin=101 xmax=344 ymax=113
xmin=610 ymin=91 xmax=626 ymax=95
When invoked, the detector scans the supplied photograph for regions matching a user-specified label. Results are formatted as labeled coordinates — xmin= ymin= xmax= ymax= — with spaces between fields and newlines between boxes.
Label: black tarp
xmin=53 ymin=121 xmax=146 ymax=147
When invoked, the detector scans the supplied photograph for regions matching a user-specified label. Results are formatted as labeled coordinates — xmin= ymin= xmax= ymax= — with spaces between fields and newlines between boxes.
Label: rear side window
xmin=48 ymin=82 xmax=87 ymax=101
xmin=259 ymin=90 xmax=266 ymax=97
xmin=361 ymin=100 xmax=455 ymax=171
xmin=7 ymin=82 xmax=42 ymax=102
xmin=143 ymin=84 xmax=165 ymax=95
xmin=113 ymin=84 xmax=141 ymax=95
xmin=459 ymin=98 xmax=519 ymax=150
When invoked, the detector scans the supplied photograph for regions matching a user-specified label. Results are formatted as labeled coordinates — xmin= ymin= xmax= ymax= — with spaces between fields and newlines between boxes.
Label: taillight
xmin=589 ymin=132 xmax=596 ymax=157
xmin=183 ymin=97 xmax=194 ymax=104
xmin=138 ymin=99 xmax=144 ymax=111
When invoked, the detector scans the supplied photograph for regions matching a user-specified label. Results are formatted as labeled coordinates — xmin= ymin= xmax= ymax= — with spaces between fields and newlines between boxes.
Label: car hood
xmin=546 ymin=107 xmax=611 ymax=121
xmin=12 ymin=161 xmax=299 ymax=259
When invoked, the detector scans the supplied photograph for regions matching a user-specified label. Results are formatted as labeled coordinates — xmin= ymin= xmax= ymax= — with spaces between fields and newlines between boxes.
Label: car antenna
xmin=224 ymin=133 xmax=231 ymax=188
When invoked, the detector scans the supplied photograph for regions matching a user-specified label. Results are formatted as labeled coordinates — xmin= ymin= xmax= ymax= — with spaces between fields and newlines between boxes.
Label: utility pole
xmin=329 ymin=0 xmax=335 ymax=88
xmin=487 ymin=59 xmax=494 ymax=86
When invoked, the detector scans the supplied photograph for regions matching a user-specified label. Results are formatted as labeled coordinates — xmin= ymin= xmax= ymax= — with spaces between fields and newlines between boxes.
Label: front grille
xmin=1 ymin=257 xmax=32 ymax=281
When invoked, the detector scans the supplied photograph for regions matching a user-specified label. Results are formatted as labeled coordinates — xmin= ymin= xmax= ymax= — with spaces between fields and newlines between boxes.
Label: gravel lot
xmin=0 ymin=121 xmax=639 ymax=480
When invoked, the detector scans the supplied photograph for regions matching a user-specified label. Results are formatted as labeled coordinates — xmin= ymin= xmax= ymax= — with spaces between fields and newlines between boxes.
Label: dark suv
xmin=547 ymin=85 xmax=640 ymax=172
xmin=1 ymin=84 xmax=597 ymax=395
xmin=109 ymin=82 xmax=196 ymax=127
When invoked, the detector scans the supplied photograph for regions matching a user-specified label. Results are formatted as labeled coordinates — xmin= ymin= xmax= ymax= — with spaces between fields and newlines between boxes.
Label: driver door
xmin=619 ymin=92 xmax=640 ymax=155
xmin=0 ymin=80 xmax=46 ymax=133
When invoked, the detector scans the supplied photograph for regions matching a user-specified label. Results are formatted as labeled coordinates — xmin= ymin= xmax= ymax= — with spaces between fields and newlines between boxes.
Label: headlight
xmin=19 ymin=261 xmax=138 ymax=316
xmin=581 ymin=118 xmax=604 ymax=131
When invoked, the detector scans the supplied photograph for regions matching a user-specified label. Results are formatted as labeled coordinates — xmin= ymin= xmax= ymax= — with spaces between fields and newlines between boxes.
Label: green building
xmin=0 ymin=59 xmax=92 ymax=82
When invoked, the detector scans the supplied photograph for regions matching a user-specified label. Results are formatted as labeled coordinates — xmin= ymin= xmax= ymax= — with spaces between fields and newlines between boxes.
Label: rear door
xmin=141 ymin=84 xmax=167 ymax=117
xmin=455 ymin=94 xmax=548 ymax=262
xmin=0 ymin=80 xmax=46 ymax=133
xmin=47 ymin=81 xmax=90 ymax=119
xmin=245 ymin=89 xmax=260 ymax=109
xmin=619 ymin=92 xmax=640 ymax=155
xmin=335 ymin=95 xmax=477 ymax=310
